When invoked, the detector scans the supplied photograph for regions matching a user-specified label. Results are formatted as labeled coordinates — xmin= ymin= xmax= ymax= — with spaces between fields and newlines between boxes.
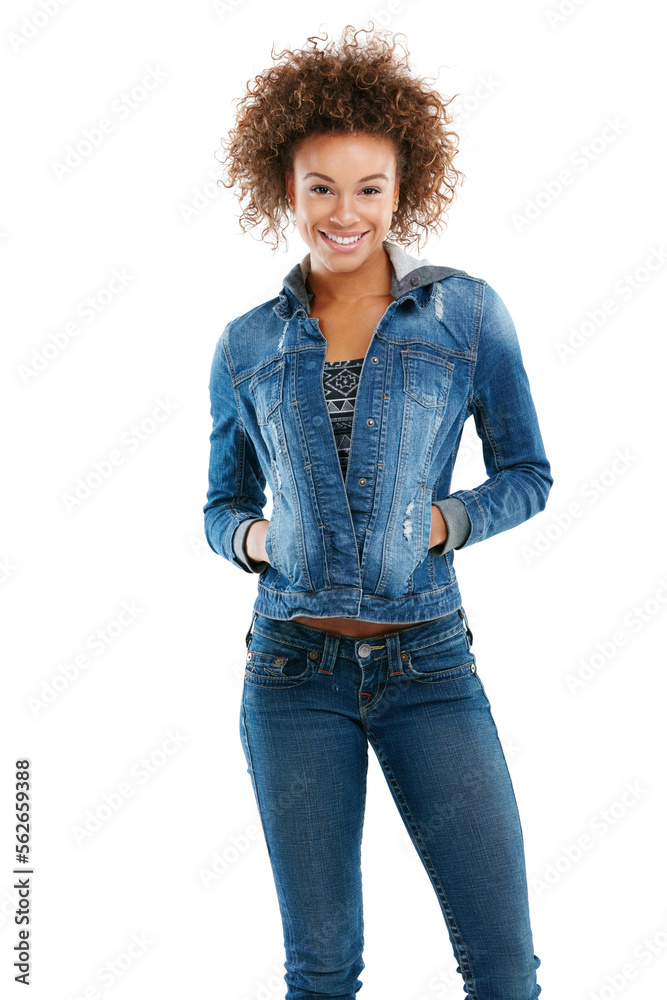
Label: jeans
xmin=239 ymin=606 xmax=542 ymax=1000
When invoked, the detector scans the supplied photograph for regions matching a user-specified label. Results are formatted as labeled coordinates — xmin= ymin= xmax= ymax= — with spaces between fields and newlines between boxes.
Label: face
xmin=285 ymin=132 xmax=400 ymax=275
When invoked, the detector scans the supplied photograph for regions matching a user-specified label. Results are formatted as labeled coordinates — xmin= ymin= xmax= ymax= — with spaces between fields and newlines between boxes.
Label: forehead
xmin=292 ymin=132 xmax=397 ymax=175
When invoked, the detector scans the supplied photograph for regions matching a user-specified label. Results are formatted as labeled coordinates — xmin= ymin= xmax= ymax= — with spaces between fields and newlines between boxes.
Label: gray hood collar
xmin=280 ymin=239 xmax=465 ymax=313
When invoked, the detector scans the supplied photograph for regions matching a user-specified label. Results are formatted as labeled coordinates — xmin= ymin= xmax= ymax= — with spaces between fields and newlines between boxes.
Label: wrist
xmin=430 ymin=504 xmax=448 ymax=548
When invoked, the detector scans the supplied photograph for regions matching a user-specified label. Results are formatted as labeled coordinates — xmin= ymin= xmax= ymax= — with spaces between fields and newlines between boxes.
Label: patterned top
xmin=322 ymin=357 xmax=365 ymax=483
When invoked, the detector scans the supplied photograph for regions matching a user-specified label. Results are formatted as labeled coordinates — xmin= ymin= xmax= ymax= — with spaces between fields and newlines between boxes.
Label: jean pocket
xmin=244 ymin=632 xmax=317 ymax=688
xmin=402 ymin=624 xmax=476 ymax=683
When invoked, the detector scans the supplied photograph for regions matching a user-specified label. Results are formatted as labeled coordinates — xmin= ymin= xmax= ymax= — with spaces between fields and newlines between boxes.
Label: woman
xmin=205 ymin=25 xmax=551 ymax=1000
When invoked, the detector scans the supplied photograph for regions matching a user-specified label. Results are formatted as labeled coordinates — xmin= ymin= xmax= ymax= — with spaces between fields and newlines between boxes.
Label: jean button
xmin=358 ymin=643 xmax=372 ymax=658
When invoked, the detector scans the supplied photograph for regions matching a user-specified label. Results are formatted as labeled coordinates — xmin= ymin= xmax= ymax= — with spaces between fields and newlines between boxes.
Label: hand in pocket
xmin=245 ymin=519 xmax=270 ymax=564
xmin=429 ymin=504 xmax=448 ymax=549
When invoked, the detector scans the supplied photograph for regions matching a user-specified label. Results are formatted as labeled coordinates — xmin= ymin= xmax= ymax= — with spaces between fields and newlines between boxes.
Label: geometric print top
xmin=322 ymin=357 xmax=365 ymax=484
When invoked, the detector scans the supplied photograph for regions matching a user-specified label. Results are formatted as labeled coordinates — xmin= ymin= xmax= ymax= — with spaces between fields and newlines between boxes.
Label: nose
xmin=330 ymin=193 xmax=360 ymax=228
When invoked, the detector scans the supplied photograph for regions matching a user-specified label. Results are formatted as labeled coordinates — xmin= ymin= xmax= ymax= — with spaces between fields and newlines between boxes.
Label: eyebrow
xmin=302 ymin=172 xmax=389 ymax=183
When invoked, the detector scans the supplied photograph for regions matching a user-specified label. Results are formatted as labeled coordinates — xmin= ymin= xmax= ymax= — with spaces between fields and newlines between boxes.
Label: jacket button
xmin=371 ymin=356 xmax=379 ymax=364
xmin=358 ymin=643 xmax=372 ymax=658
xmin=358 ymin=478 xmax=367 ymax=486
xmin=367 ymin=418 xmax=374 ymax=426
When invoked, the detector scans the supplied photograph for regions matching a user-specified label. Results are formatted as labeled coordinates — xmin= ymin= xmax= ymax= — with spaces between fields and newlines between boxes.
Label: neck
xmin=307 ymin=243 xmax=392 ymax=305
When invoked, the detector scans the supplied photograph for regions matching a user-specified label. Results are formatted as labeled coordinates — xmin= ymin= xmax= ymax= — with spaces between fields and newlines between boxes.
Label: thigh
xmin=369 ymin=652 xmax=540 ymax=998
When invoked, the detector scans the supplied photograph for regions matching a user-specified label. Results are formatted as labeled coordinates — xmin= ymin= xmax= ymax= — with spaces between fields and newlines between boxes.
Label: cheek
xmin=369 ymin=199 xmax=394 ymax=221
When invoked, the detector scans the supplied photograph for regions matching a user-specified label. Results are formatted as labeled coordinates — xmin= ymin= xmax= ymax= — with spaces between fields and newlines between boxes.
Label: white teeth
xmin=323 ymin=231 xmax=365 ymax=245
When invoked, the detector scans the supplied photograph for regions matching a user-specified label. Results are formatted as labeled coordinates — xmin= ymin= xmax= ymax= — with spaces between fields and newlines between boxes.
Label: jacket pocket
xmin=402 ymin=349 xmax=454 ymax=408
xmin=249 ymin=359 xmax=284 ymax=425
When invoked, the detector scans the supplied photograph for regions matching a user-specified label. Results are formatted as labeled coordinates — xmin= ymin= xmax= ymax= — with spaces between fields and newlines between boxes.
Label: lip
xmin=319 ymin=229 xmax=370 ymax=252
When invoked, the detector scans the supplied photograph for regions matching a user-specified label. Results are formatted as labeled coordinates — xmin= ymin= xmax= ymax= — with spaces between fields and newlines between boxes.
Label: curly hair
xmin=215 ymin=23 xmax=465 ymax=251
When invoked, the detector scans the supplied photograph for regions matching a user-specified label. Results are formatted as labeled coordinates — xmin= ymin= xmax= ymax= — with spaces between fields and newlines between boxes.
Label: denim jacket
xmin=203 ymin=240 xmax=553 ymax=623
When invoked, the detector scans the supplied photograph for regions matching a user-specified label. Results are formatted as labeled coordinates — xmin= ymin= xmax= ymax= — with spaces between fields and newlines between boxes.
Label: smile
xmin=321 ymin=230 xmax=366 ymax=244
xmin=319 ymin=230 xmax=370 ymax=251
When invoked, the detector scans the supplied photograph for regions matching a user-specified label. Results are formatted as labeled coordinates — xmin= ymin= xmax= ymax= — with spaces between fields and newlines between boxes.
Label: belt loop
xmin=319 ymin=632 xmax=341 ymax=675
xmin=384 ymin=632 xmax=403 ymax=676
xmin=245 ymin=611 xmax=258 ymax=649
xmin=458 ymin=605 xmax=473 ymax=646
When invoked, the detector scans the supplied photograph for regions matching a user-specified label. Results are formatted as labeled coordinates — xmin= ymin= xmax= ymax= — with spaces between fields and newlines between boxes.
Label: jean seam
xmin=367 ymin=731 xmax=479 ymax=999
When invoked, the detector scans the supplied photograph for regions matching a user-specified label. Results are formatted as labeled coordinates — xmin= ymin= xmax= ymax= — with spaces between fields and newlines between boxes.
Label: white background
xmin=2 ymin=1 xmax=666 ymax=998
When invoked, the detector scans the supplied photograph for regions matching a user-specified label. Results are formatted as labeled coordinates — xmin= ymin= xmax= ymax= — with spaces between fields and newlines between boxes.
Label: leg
xmin=239 ymin=620 xmax=369 ymax=1000
xmin=367 ymin=625 xmax=542 ymax=1000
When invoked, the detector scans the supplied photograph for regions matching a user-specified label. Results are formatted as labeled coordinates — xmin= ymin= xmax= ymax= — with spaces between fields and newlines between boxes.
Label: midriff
xmin=291 ymin=615 xmax=427 ymax=637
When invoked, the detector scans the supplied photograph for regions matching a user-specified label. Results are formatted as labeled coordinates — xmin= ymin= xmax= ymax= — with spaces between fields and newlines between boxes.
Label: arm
xmin=445 ymin=282 xmax=553 ymax=547
xmin=203 ymin=327 xmax=270 ymax=574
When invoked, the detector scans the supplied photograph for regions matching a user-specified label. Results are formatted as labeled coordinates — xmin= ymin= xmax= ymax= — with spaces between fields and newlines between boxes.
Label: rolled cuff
xmin=232 ymin=517 xmax=269 ymax=574
xmin=430 ymin=497 xmax=473 ymax=555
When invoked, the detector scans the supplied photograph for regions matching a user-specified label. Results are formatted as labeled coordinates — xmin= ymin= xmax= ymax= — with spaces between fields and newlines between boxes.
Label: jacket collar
xmin=276 ymin=239 xmax=465 ymax=317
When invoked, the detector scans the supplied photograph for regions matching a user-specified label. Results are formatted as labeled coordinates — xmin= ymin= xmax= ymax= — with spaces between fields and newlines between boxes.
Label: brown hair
xmin=216 ymin=24 xmax=465 ymax=252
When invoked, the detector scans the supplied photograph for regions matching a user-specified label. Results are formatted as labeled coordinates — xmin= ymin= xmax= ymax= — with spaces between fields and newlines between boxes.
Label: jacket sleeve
xmin=429 ymin=496 xmax=472 ymax=554
xmin=446 ymin=281 xmax=553 ymax=547
xmin=203 ymin=327 xmax=270 ymax=574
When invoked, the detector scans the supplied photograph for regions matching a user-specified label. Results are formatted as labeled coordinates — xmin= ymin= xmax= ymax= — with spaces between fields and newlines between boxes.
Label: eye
xmin=309 ymin=186 xmax=383 ymax=196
